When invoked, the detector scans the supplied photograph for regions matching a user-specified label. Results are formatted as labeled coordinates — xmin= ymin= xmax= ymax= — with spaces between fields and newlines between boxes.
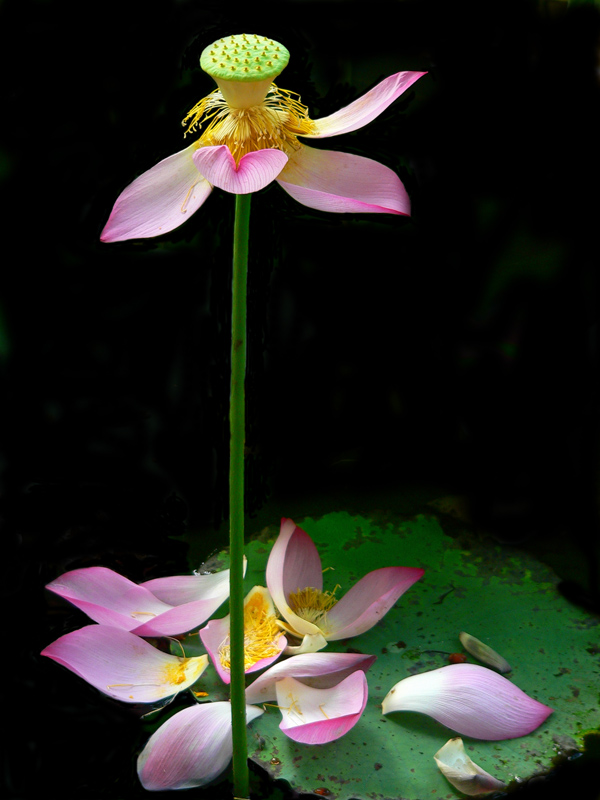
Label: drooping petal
xmin=277 ymin=146 xmax=411 ymax=215
xmin=137 ymin=701 xmax=263 ymax=791
xmin=192 ymin=145 xmax=288 ymax=194
xmin=325 ymin=566 xmax=424 ymax=640
xmin=382 ymin=664 xmax=553 ymax=740
xmin=266 ymin=518 xmax=324 ymax=637
xmin=305 ymin=71 xmax=427 ymax=139
xmin=434 ymin=738 xmax=506 ymax=796
xmin=100 ymin=144 xmax=212 ymax=242
xmin=245 ymin=651 xmax=376 ymax=704
xmin=41 ymin=625 xmax=209 ymax=703
xmin=275 ymin=671 xmax=368 ymax=744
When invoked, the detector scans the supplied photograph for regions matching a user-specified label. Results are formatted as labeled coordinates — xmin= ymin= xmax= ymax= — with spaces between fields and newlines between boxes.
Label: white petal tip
xmin=434 ymin=738 xmax=506 ymax=795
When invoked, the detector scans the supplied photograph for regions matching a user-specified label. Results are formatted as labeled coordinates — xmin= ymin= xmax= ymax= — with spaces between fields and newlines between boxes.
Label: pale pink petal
xmin=266 ymin=518 xmax=324 ymax=637
xmin=325 ymin=566 xmax=425 ymax=640
xmin=245 ymin=651 xmax=376 ymax=704
xmin=277 ymin=146 xmax=410 ymax=215
xmin=100 ymin=144 xmax=212 ymax=242
xmin=276 ymin=671 xmax=368 ymax=744
xmin=129 ymin=599 xmax=231 ymax=637
xmin=434 ymin=738 xmax=506 ymax=795
xmin=305 ymin=71 xmax=427 ymax=139
xmin=40 ymin=625 xmax=208 ymax=703
xmin=382 ymin=664 xmax=553 ymax=740
xmin=141 ymin=557 xmax=246 ymax=605
xmin=192 ymin=145 xmax=288 ymax=194
xmin=137 ymin=702 xmax=263 ymax=791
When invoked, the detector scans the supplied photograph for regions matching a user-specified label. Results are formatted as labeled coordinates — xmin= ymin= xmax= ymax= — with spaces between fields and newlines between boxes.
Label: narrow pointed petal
xmin=266 ymin=518 xmax=324 ymax=637
xmin=326 ymin=566 xmax=424 ymax=640
xmin=137 ymin=702 xmax=263 ymax=791
xmin=141 ymin=557 xmax=246 ymax=605
xmin=434 ymin=738 xmax=506 ymax=796
xmin=192 ymin=145 xmax=288 ymax=194
xmin=459 ymin=631 xmax=512 ymax=673
xmin=100 ymin=144 xmax=211 ymax=242
xmin=382 ymin=664 xmax=553 ymax=740
xmin=276 ymin=671 xmax=368 ymax=744
xmin=277 ymin=146 xmax=411 ymax=215
xmin=245 ymin=651 xmax=376 ymax=704
xmin=41 ymin=625 xmax=209 ymax=703
xmin=305 ymin=71 xmax=427 ymax=139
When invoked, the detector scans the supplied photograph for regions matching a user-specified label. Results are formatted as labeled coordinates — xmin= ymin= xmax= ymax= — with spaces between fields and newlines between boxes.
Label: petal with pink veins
xmin=276 ymin=671 xmax=368 ymax=744
xmin=277 ymin=146 xmax=411 ymax=215
xmin=41 ymin=624 xmax=209 ymax=703
xmin=137 ymin=702 xmax=264 ymax=791
xmin=192 ymin=145 xmax=288 ymax=194
xmin=100 ymin=144 xmax=211 ymax=242
xmin=382 ymin=663 xmax=553 ymax=740
xmin=304 ymin=71 xmax=427 ymax=139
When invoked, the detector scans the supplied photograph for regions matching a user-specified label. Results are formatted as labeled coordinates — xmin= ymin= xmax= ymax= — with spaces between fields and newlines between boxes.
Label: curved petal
xmin=382 ymin=664 xmax=553 ymax=740
xmin=326 ymin=566 xmax=424 ymax=640
xmin=277 ymin=146 xmax=410 ymax=215
xmin=245 ymin=651 xmax=376 ymax=704
xmin=100 ymin=144 xmax=212 ymax=242
xmin=276 ymin=671 xmax=368 ymax=744
xmin=266 ymin=518 xmax=324 ymax=637
xmin=305 ymin=71 xmax=427 ymax=139
xmin=141 ymin=558 xmax=246 ymax=605
xmin=459 ymin=632 xmax=512 ymax=673
xmin=283 ymin=632 xmax=328 ymax=655
xmin=137 ymin=702 xmax=263 ymax=791
xmin=192 ymin=145 xmax=288 ymax=194
xmin=130 ymin=599 xmax=232 ymax=637
xmin=434 ymin=738 xmax=506 ymax=796
xmin=41 ymin=625 xmax=208 ymax=703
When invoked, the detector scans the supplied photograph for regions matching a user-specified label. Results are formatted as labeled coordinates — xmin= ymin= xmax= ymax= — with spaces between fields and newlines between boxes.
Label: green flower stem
xmin=229 ymin=192 xmax=251 ymax=800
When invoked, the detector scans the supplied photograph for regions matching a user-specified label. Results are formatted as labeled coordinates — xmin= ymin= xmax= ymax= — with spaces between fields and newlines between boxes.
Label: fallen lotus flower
xmin=45 ymin=563 xmax=242 ymax=636
xmin=382 ymin=663 xmax=553 ymax=740
xmin=266 ymin=518 xmax=424 ymax=650
xmin=434 ymin=737 xmax=506 ymax=796
xmin=100 ymin=32 xmax=426 ymax=242
xmin=199 ymin=585 xmax=287 ymax=683
xmin=41 ymin=624 xmax=209 ymax=703
xmin=459 ymin=631 xmax=512 ymax=673
xmin=137 ymin=701 xmax=264 ymax=791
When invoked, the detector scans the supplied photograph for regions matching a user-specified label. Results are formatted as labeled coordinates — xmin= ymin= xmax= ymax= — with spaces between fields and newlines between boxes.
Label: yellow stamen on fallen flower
xmin=160 ymin=655 xmax=208 ymax=689
xmin=287 ymin=585 xmax=340 ymax=632
xmin=182 ymin=84 xmax=316 ymax=165
xmin=218 ymin=589 xmax=282 ymax=671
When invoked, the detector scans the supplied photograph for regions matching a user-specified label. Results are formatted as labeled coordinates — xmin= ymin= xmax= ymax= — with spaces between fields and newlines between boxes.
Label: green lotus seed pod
xmin=200 ymin=33 xmax=290 ymax=83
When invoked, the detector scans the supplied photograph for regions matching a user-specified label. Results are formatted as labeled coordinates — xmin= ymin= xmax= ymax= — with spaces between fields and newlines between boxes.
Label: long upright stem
xmin=229 ymin=192 xmax=251 ymax=799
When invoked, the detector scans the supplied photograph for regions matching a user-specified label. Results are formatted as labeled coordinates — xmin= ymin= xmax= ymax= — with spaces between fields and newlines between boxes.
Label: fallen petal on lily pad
xmin=434 ymin=737 xmax=506 ymax=795
xmin=459 ymin=631 xmax=512 ymax=673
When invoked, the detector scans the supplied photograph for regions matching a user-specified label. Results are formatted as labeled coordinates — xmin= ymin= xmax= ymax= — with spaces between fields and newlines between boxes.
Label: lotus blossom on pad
xmin=45 ymin=563 xmax=241 ymax=636
xmin=266 ymin=518 xmax=424 ymax=652
xmin=41 ymin=625 xmax=209 ymax=703
xmin=100 ymin=32 xmax=427 ymax=243
xmin=382 ymin=663 xmax=553 ymax=740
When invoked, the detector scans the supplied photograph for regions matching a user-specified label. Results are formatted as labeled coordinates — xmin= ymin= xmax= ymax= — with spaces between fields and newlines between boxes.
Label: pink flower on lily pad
xmin=41 ymin=624 xmax=209 ymax=703
xmin=100 ymin=32 xmax=426 ymax=242
xmin=381 ymin=663 xmax=553 ymax=740
xmin=199 ymin=585 xmax=287 ymax=683
xmin=45 ymin=563 xmax=241 ymax=637
xmin=266 ymin=518 xmax=424 ymax=651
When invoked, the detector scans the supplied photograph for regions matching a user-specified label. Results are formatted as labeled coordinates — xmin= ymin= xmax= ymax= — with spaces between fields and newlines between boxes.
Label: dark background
xmin=2 ymin=0 xmax=599 ymax=797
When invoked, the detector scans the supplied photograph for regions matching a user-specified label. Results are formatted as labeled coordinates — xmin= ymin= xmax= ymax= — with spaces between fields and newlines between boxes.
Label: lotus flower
xmin=45 ymin=563 xmax=241 ymax=637
xmin=100 ymin=32 xmax=426 ymax=242
xmin=41 ymin=624 xmax=209 ymax=703
xmin=266 ymin=518 xmax=424 ymax=652
xmin=382 ymin=663 xmax=553 ymax=740
xmin=199 ymin=585 xmax=287 ymax=683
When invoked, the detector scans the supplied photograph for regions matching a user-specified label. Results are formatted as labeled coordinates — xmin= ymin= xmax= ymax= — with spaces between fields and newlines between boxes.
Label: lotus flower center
xmin=200 ymin=33 xmax=290 ymax=85
xmin=218 ymin=591 xmax=281 ymax=671
xmin=287 ymin=586 xmax=339 ymax=630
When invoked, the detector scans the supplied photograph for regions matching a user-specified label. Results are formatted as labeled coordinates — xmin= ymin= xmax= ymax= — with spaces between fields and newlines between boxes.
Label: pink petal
xmin=326 ymin=566 xmax=425 ymax=640
xmin=382 ymin=664 xmax=553 ymax=740
xmin=141 ymin=558 xmax=245 ymax=605
xmin=137 ymin=701 xmax=263 ymax=791
xmin=192 ymin=145 xmax=288 ymax=194
xmin=305 ymin=71 xmax=427 ymax=139
xmin=40 ymin=625 xmax=209 ymax=703
xmin=276 ymin=671 xmax=368 ymax=744
xmin=266 ymin=518 xmax=324 ymax=637
xmin=277 ymin=146 xmax=411 ymax=215
xmin=100 ymin=144 xmax=211 ymax=242
xmin=245 ymin=651 xmax=376 ymax=704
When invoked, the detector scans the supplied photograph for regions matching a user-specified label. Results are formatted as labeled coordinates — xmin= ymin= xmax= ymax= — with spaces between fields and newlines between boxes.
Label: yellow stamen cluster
xmin=182 ymin=84 xmax=316 ymax=165
xmin=287 ymin=585 xmax=340 ymax=632
xmin=218 ymin=591 xmax=281 ymax=670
